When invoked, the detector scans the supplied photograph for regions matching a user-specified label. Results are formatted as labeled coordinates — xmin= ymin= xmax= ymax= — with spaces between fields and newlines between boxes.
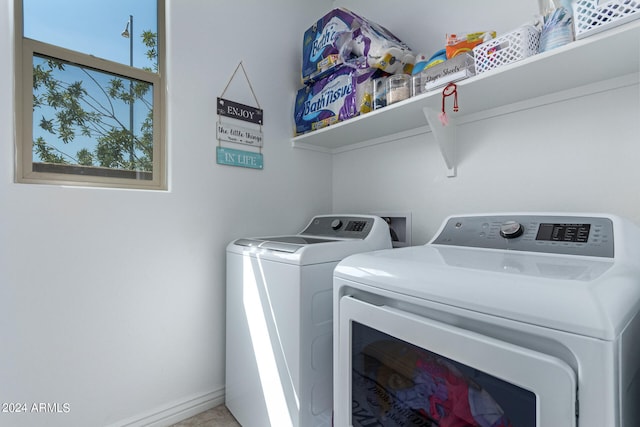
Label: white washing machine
xmin=226 ymin=214 xmax=392 ymax=427
xmin=334 ymin=213 xmax=640 ymax=427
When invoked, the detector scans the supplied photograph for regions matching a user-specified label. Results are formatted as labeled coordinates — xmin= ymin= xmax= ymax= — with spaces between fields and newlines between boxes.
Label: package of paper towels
xmin=301 ymin=8 xmax=415 ymax=84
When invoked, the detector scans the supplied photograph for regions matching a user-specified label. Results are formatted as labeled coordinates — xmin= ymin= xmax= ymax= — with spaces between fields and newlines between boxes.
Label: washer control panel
xmin=431 ymin=214 xmax=614 ymax=258
xmin=301 ymin=215 xmax=375 ymax=239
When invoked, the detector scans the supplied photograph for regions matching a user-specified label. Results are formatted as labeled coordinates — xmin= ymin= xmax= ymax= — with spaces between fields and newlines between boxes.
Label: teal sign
xmin=216 ymin=146 xmax=263 ymax=170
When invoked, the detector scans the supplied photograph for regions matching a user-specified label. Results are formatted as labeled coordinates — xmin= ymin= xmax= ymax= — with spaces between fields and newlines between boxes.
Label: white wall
xmin=333 ymin=0 xmax=640 ymax=243
xmin=0 ymin=1 xmax=332 ymax=426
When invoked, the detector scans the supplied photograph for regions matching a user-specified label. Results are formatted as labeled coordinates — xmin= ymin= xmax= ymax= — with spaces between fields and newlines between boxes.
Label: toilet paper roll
xmin=338 ymin=20 xmax=415 ymax=74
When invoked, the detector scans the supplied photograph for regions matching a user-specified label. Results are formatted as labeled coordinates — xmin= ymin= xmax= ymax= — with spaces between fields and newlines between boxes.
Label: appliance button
xmin=500 ymin=221 xmax=524 ymax=239
xmin=331 ymin=219 xmax=343 ymax=230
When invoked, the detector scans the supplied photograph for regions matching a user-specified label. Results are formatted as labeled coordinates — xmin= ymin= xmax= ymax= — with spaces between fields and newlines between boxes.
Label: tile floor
xmin=170 ymin=404 xmax=241 ymax=427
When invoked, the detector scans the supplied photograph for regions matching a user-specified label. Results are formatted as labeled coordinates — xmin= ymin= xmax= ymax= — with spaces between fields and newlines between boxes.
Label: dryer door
xmin=336 ymin=296 xmax=577 ymax=427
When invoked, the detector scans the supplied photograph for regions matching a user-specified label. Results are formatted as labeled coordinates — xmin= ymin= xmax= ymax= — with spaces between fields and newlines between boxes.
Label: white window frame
xmin=14 ymin=1 xmax=166 ymax=190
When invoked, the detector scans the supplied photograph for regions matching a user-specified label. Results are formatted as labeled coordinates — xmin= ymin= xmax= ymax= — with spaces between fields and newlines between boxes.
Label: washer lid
xmin=259 ymin=236 xmax=339 ymax=245
xmin=233 ymin=236 xmax=340 ymax=253
xmin=227 ymin=215 xmax=393 ymax=264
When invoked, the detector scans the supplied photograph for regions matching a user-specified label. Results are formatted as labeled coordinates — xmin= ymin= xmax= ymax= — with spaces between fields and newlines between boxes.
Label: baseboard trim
xmin=109 ymin=387 xmax=226 ymax=427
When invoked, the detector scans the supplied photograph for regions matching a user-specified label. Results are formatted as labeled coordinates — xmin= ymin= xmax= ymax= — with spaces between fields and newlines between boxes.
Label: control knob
xmin=500 ymin=221 xmax=524 ymax=239
xmin=331 ymin=219 xmax=343 ymax=230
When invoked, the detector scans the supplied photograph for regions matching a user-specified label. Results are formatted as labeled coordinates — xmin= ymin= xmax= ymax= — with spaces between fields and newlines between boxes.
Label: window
xmin=15 ymin=1 xmax=166 ymax=189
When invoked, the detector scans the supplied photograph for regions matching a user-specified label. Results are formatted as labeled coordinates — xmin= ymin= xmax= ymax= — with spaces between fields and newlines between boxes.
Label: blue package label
xmin=309 ymin=16 xmax=350 ymax=64
xmin=302 ymin=8 xmax=362 ymax=83
xmin=294 ymin=67 xmax=386 ymax=136
xmin=294 ymin=68 xmax=357 ymax=135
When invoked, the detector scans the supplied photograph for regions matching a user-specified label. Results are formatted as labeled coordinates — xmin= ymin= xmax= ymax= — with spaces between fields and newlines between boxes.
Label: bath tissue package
xmin=301 ymin=8 xmax=415 ymax=84
xmin=294 ymin=67 xmax=382 ymax=136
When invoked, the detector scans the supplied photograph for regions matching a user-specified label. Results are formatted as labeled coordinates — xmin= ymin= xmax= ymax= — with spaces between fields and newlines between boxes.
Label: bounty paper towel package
xmin=301 ymin=8 xmax=415 ymax=84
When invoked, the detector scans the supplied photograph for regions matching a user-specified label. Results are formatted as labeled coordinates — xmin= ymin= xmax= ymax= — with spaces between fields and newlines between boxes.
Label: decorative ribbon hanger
xmin=439 ymin=82 xmax=459 ymax=126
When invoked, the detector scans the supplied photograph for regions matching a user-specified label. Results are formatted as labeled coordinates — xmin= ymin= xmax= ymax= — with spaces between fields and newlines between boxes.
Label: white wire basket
xmin=573 ymin=0 xmax=640 ymax=39
xmin=473 ymin=26 xmax=540 ymax=74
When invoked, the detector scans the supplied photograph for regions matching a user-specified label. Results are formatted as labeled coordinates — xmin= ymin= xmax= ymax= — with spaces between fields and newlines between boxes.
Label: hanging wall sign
xmin=217 ymin=122 xmax=263 ymax=147
xmin=216 ymin=61 xmax=265 ymax=170
xmin=217 ymin=146 xmax=263 ymax=170
xmin=217 ymin=98 xmax=263 ymax=125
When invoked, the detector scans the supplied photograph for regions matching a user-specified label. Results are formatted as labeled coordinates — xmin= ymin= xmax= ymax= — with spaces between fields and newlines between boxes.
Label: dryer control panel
xmin=431 ymin=214 xmax=614 ymax=258
xmin=301 ymin=215 xmax=375 ymax=239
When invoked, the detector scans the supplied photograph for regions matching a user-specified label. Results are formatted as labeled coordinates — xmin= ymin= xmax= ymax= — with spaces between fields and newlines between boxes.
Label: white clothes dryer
xmin=334 ymin=213 xmax=640 ymax=427
xmin=226 ymin=214 xmax=392 ymax=427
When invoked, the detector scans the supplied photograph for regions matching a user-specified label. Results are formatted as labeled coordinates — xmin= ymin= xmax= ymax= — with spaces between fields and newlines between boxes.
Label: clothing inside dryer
xmin=351 ymin=322 xmax=536 ymax=427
